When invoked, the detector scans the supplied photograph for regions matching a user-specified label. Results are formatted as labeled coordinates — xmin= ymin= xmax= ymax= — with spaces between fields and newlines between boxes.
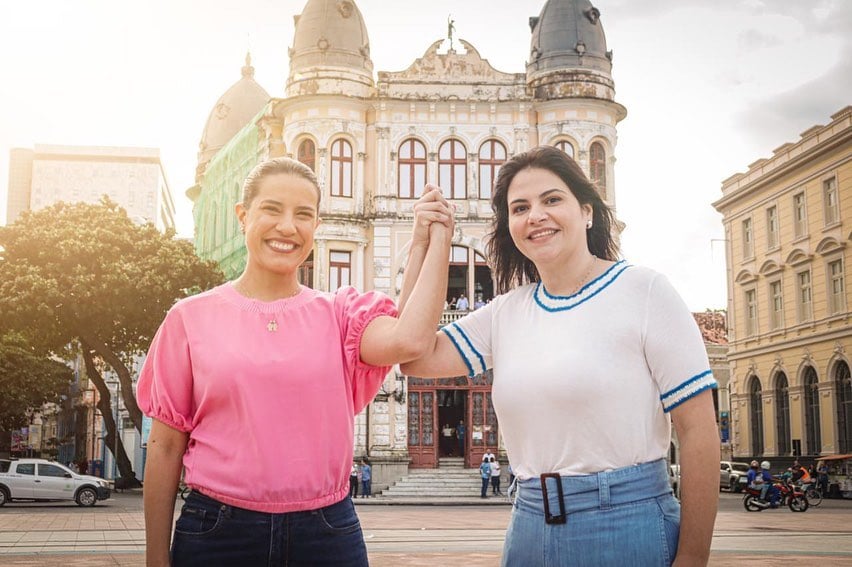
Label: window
xmin=745 ymin=288 xmax=758 ymax=336
xmin=554 ymin=140 xmax=574 ymax=159
xmin=38 ymin=464 xmax=68 ymax=478
xmin=803 ymin=366 xmax=821 ymax=455
xmin=589 ymin=142 xmax=606 ymax=198
xmin=297 ymin=139 xmax=316 ymax=171
xmin=797 ymin=270 xmax=813 ymax=322
xmin=398 ymin=139 xmax=427 ymax=199
xmin=742 ymin=218 xmax=753 ymax=259
xmin=749 ymin=377 xmax=764 ymax=456
xmin=298 ymin=251 xmax=314 ymax=289
xmin=438 ymin=139 xmax=467 ymax=199
xmin=775 ymin=373 xmax=790 ymax=455
xmin=793 ymin=192 xmax=807 ymax=239
xmin=478 ymin=140 xmax=506 ymax=200
xmin=824 ymin=177 xmax=839 ymax=225
xmin=330 ymin=139 xmax=353 ymax=197
xmin=837 ymin=361 xmax=852 ymax=454
xmin=828 ymin=259 xmax=846 ymax=314
xmin=766 ymin=206 xmax=779 ymax=249
xmin=769 ymin=280 xmax=783 ymax=330
xmin=329 ymin=251 xmax=351 ymax=290
xmin=17 ymin=463 xmax=34 ymax=475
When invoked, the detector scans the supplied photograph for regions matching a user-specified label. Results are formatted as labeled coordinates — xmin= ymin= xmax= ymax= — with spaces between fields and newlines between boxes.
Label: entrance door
xmin=407 ymin=390 xmax=436 ymax=468
xmin=437 ymin=390 xmax=466 ymax=458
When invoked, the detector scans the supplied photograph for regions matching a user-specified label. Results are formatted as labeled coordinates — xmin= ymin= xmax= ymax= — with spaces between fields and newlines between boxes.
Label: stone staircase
xmin=380 ymin=457 xmax=509 ymax=500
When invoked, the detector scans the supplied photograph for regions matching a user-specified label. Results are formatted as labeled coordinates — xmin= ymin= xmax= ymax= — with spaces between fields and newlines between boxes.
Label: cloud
xmin=737 ymin=29 xmax=783 ymax=50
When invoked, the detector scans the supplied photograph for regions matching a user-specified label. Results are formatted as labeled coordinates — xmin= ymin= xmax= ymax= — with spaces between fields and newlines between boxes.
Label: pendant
xmin=267 ymin=320 xmax=278 ymax=332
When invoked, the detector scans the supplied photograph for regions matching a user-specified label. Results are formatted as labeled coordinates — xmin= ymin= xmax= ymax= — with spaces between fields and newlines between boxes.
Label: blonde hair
xmin=241 ymin=157 xmax=320 ymax=207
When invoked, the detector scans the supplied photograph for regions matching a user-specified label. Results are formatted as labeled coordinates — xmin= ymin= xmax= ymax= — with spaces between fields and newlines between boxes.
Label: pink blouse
xmin=137 ymin=283 xmax=396 ymax=513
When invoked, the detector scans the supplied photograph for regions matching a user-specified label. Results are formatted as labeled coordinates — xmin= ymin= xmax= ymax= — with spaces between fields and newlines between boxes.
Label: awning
xmin=816 ymin=454 xmax=852 ymax=462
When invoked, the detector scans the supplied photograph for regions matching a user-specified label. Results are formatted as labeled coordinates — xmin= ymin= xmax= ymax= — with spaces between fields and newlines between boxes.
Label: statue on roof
xmin=447 ymin=15 xmax=456 ymax=50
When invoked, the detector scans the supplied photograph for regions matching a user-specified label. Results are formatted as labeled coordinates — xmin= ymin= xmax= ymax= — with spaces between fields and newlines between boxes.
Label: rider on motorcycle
xmin=791 ymin=461 xmax=811 ymax=485
xmin=747 ymin=460 xmax=779 ymax=506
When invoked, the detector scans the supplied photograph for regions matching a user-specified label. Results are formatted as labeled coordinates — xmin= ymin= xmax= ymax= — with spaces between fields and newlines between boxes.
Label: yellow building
xmin=713 ymin=106 xmax=852 ymax=462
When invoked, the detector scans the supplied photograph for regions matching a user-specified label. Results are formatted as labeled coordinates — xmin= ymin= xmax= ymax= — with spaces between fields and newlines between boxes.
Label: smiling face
xmin=506 ymin=167 xmax=593 ymax=271
xmin=236 ymin=172 xmax=320 ymax=278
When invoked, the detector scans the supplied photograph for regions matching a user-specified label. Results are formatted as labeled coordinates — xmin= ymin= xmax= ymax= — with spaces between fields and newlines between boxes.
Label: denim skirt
xmin=171 ymin=490 xmax=368 ymax=566
xmin=502 ymin=459 xmax=680 ymax=567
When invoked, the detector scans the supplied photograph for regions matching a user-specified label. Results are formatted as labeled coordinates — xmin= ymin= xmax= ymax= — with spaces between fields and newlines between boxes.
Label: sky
xmin=1 ymin=0 xmax=850 ymax=311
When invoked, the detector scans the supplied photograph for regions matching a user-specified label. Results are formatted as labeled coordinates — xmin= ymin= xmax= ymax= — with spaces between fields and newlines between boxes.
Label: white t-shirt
xmin=442 ymin=262 xmax=716 ymax=481
xmin=490 ymin=461 xmax=502 ymax=478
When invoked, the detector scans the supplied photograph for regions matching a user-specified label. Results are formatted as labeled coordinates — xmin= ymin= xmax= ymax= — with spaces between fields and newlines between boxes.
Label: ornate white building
xmin=189 ymin=0 xmax=626 ymax=487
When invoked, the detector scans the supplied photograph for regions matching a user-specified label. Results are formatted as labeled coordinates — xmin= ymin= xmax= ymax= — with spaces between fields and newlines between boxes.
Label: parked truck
xmin=720 ymin=460 xmax=751 ymax=492
xmin=0 ymin=458 xmax=111 ymax=507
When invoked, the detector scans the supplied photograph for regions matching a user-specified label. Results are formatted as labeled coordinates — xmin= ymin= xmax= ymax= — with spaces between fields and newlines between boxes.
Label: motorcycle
xmin=743 ymin=479 xmax=808 ymax=512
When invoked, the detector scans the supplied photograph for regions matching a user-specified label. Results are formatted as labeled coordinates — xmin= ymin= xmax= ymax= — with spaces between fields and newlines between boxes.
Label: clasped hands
xmin=411 ymin=184 xmax=455 ymax=248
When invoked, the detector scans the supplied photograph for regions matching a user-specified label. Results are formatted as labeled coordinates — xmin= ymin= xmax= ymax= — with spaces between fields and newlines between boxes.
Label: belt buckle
xmin=540 ymin=473 xmax=567 ymax=525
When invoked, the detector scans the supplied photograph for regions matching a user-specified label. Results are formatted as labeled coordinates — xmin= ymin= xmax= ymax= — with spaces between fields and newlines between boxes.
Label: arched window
xmin=398 ymin=139 xmax=427 ymax=199
xmin=297 ymin=139 xmax=316 ymax=171
xmin=330 ymin=139 xmax=353 ymax=197
xmin=749 ymin=377 xmax=764 ymax=456
xmin=803 ymin=366 xmax=821 ymax=455
xmin=438 ymin=139 xmax=467 ymax=199
xmin=478 ymin=140 xmax=506 ymax=200
xmin=775 ymin=373 xmax=790 ymax=455
xmin=836 ymin=361 xmax=852 ymax=453
xmin=554 ymin=140 xmax=574 ymax=159
xmin=590 ymin=141 xmax=606 ymax=198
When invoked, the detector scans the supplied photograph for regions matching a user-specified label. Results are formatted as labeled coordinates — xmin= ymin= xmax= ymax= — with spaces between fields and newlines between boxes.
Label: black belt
xmin=540 ymin=473 xmax=567 ymax=525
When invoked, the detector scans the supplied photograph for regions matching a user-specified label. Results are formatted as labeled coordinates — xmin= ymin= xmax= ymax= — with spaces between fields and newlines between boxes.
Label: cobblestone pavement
xmin=1 ymin=493 xmax=851 ymax=565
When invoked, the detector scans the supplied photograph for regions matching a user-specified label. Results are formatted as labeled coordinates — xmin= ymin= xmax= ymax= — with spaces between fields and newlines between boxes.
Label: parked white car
xmin=0 ymin=458 xmax=111 ymax=507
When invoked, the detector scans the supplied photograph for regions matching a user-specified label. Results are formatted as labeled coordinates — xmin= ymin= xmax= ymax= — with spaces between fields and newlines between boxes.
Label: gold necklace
xmin=233 ymin=282 xmax=300 ymax=332
xmin=567 ymin=255 xmax=597 ymax=296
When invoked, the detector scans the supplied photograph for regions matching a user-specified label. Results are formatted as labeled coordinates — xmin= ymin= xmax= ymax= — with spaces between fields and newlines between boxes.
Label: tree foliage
xmin=0 ymin=198 xmax=224 ymax=481
xmin=0 ymin=333 xmax=74 ymax=430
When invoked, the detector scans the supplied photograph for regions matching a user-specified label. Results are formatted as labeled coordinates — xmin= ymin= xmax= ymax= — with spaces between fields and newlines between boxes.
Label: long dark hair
xmin=486 ymin=145 xmax=619 ymax=294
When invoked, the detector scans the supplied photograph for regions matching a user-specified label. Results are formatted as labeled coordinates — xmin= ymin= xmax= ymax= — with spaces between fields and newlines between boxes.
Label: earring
xmin=240 ymin=224 xmax=246 ymax=233
xmin=586 ymin=220 xmax=593 ymax=229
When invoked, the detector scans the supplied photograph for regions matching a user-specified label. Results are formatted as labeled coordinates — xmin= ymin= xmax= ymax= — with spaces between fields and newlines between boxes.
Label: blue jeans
xmin=361 ymin=479 xmax=371 ymax=497
xmin=481 ymin=477 xmax=490 ymax=497
xmin=171 ymin=490 xmax=368 ymax=566
xmin=503 ymin=459 xmax=680 ymax=567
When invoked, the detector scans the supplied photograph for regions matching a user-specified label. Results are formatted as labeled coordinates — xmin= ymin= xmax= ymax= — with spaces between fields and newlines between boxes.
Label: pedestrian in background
xmin=490 ymin=457 xmax=503 ymax=496
xmin=456 ymin=419 xmax=466 ymax=457
xmin=139 ymin=157 xmax=454 ymax=566
xmin=349 ymin=461 xmax=360 ymax=499
xmin=480 ymin=459 xmax=492 ymax=498
xmin=402 ymin=146 xmax=719 ymax=566
xmin=360 ymin=458 xmax=372 ymax=498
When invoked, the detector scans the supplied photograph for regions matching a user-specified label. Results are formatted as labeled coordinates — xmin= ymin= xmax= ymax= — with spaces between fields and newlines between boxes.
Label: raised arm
xmin=359 ymin=187 xmax=454 ymax=366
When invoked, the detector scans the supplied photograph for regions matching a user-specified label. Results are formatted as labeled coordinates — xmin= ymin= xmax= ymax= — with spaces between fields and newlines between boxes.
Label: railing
xmin=439 ymin=310 xmax=470 ymax=326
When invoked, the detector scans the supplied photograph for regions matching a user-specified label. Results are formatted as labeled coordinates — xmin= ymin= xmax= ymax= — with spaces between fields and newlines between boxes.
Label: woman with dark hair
xmin=402 ymin=146 xmax=719 ymax=566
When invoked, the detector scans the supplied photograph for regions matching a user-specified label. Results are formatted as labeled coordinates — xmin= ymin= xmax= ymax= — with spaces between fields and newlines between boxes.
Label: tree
xmin=0 ymin=198 xmax=224 ymax=484
xmin=0 ymin=333 xmax=74 ymax=431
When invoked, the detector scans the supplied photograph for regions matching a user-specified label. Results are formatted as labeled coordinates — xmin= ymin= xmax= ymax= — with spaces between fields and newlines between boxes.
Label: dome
xmin=286 ymin=0 xmax=374 ymax=96
xmin=198 ymin=53 xmax=270 ymax=166
xmin=528 ymin=0 xmax=612 ymax=76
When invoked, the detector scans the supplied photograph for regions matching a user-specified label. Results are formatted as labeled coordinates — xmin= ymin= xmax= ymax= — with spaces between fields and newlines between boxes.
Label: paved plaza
xmin=1 ymin=492 xmax=851 ymax=565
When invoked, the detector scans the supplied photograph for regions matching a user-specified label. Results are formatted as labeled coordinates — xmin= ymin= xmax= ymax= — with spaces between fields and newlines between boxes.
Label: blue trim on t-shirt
xmin=441 ymin=325 xmax=475 ymax=377
xmin=534 ymin=261 xmax=631 ymax=312
xmin=664 ymin=382 xmax=718 ymax=413
xmin=660 ymin=369 xmax=718 ymax=413
xmin=452 ymin=324 xmax=487 ymax=375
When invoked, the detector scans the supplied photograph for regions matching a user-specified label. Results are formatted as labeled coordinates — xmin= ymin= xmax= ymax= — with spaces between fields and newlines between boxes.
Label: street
xmin=1 ymin=492 xmax=852 ymax=565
